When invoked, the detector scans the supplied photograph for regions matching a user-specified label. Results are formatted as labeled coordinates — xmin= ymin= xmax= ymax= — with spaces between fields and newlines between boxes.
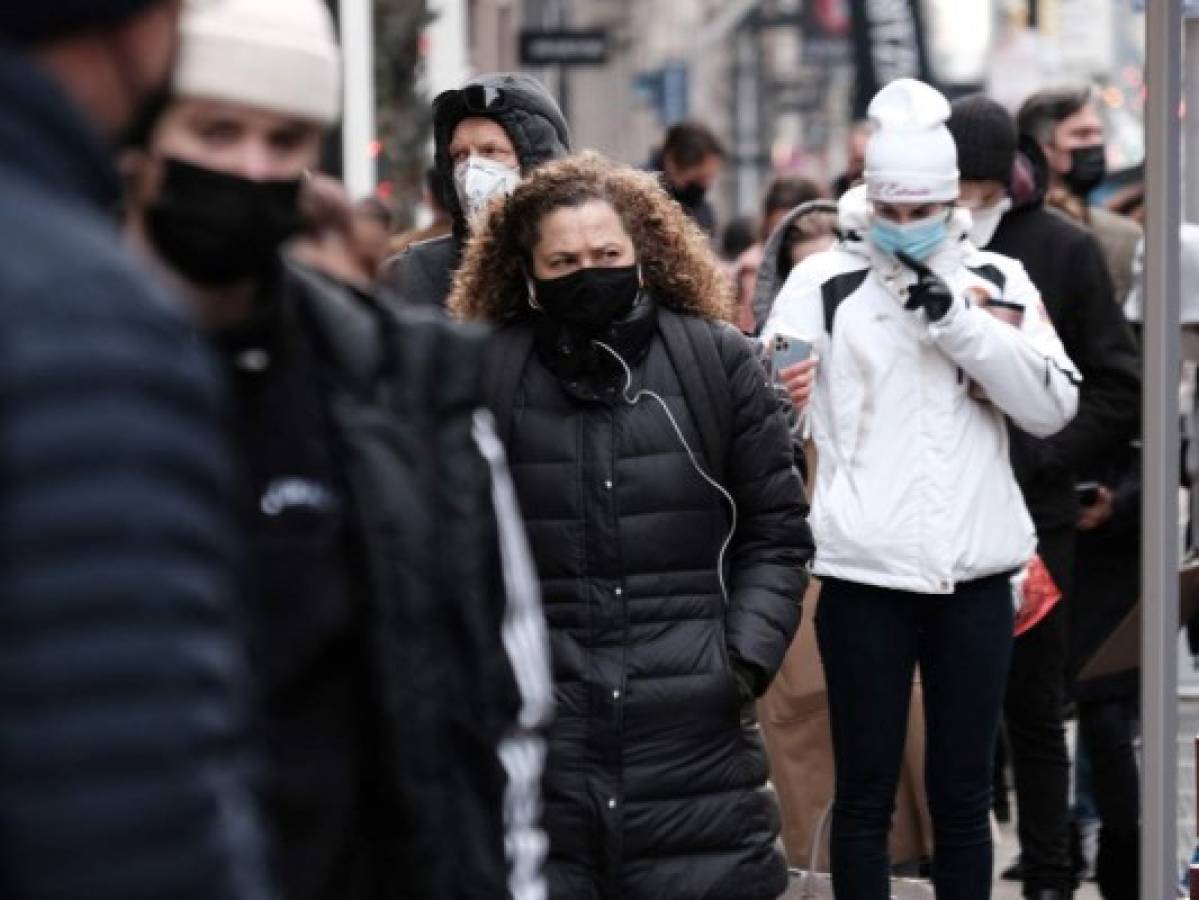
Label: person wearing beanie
xmin=0 ymin=4 xmax=277 ymax=900
xmin=381 ymin=72 xmax=572 ymax=310
xmin=949 ymin=94 xmax=1141 ymax=900
xmin=763 ymin=78 xmax=1081 ymax=900
xmin=124 ymin=3 xmax=553 ymax=900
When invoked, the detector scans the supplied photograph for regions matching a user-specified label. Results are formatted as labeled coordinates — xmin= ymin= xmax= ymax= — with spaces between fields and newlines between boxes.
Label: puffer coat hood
xmin=432 ymin=72 xmax=571 ymax=234
xmin=750 ymin=199 xmax=838 ymax=335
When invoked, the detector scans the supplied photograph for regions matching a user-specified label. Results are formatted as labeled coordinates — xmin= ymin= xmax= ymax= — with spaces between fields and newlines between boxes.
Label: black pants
xmin=1004 ymin=528 xmax=1075 ymax=896
xmin=817 ymin=575 xmax=1014 ymax=900
xmin=1078 ymin=695 xmax=1139 ymax=900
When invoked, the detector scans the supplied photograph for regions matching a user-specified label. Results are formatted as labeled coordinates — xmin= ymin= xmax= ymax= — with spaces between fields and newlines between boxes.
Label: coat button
xmin=614 ymin=587 xmax=623 ymax=597
xmin=604 ymin=479 xmax=613 ymax=490
xmin=612 ymin=689 xmax=621 ymax=700
xmin=607 ymin=798 xmax=617 ymax=809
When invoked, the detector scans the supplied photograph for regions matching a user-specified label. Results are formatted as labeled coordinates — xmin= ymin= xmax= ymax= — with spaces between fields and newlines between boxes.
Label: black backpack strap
xmin=480 ymin=322 xmax=536 ymax=447
xmin=658 ymin=309 xmax=733 ymax=482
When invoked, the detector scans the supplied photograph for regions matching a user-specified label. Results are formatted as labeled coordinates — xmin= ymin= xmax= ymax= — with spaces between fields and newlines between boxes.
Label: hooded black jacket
xmin=0 ymin=45 xmax=271 ymax=899
xmin=484 ymin=298 xmax=812 ymax=899
xmin=988 ymin=139 xmax=1141 ymax=532
xmin=382 ymin=73 xmax=571 ymax=310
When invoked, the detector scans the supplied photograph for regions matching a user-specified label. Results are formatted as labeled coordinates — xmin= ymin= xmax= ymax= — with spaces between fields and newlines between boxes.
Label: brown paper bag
xmin=760 ymin=582 xmax=934 ymax=868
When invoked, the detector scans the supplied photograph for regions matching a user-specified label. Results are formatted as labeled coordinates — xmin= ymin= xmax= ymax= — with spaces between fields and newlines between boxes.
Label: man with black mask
xmin=382 ymin=72 xmax=572 ymax=310
xmin=125 ymin=1 xmax=553 ymax=899
xmin=948 ymin=92 xmax=1140 ymax=900
xmin=1018 ymin=86 xmax=1142 ymax=305
xmin=0 ymin=2 xmax=272 ymax=898
xmin=650 ymin=120 xmax=727 ymax=239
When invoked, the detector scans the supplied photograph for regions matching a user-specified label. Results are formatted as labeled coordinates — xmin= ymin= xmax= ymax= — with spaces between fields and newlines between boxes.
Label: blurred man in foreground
xmin=0 ymin=2 xmax=272 ymax=897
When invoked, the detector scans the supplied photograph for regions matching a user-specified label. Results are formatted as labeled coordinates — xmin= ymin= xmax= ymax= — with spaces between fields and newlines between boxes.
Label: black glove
xmin=896 ymin=251 xmax=954 ymax=322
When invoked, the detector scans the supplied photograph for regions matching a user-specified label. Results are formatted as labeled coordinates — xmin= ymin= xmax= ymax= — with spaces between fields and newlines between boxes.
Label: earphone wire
xmin=592 ymin=340 xmax=738 ymax=607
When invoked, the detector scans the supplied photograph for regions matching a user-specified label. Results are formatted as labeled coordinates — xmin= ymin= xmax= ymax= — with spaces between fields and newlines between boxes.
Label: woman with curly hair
xmin=449 ymin=152 xmax=813 ymax=899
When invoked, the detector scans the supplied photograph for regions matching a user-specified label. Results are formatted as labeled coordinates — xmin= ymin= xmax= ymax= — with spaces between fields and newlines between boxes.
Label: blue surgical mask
xmin=869 ymin=212 xmax=949 ymax=261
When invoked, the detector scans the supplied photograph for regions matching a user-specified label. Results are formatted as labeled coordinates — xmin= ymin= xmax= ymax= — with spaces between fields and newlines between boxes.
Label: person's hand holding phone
xmin=771 ymin=334 xmax=819 ymax=412
xmin=779 ymin=357 xmax=819 ymax=411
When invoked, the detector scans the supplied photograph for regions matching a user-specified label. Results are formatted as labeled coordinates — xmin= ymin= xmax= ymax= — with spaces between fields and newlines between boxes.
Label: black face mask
xmin=671 ymin=180 xmax=708 ymax=209
xmin=145 ymin=157 xmax=304 ymax=286
xmin=1063 ymin=144 xmax=1106 ymax=197
xmin=533 ymin=264 xmax=640 ymax=333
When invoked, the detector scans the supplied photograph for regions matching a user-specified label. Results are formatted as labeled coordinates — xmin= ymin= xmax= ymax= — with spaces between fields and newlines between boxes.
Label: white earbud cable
xmin=592 ymin=340 xmax=738 ymax=606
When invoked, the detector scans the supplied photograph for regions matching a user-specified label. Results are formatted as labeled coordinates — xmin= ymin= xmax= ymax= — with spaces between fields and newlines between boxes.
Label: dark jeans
xmin=1005 ymin=528 xmax=1074 ymax=896
xmin=817 ymin=575 xmax=1014 ymax=900
xmin=1078 ymin=696 xmax=1140 ymax=900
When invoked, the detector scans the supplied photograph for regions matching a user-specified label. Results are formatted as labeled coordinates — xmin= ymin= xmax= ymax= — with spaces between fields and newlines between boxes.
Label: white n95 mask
xmin=454 ymin=155 xmax=520 ymax=223
xmin=966 ymin=197 xmax=1012 ymax=249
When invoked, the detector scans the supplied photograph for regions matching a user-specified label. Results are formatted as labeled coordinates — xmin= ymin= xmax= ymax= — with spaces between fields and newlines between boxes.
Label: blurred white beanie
xmin=864 ymin=78 xmax=959 ymax=203
xmin=174 ymin=0 xmax=341 ymax=126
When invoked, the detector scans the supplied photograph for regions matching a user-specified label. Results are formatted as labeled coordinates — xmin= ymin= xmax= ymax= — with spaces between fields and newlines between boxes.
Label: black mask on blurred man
xmin=145 ymin=157 xmax=304 ymax=286
xmin=670 ymin=181 xmax=708 ymax=209
xmin=1063 ymin=144 xmax=1106 ymax=198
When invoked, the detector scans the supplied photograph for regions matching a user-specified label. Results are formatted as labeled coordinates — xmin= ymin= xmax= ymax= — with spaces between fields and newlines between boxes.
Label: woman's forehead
xmin=536 ymin=200 xmax=629 ymax=247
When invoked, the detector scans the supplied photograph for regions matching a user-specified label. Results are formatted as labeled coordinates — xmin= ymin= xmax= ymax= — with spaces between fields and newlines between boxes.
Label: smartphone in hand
xmin=770 ymin=334 xmax=813 ymax=382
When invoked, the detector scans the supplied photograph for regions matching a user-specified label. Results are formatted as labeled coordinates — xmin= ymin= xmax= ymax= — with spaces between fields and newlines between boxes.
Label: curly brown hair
xmin=447 ymin=151 xmax=733 ymax=323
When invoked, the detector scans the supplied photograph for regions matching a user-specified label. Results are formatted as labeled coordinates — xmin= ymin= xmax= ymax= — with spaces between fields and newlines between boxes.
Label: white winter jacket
xmin=764 ymin=187 xmax=1080 ymax=594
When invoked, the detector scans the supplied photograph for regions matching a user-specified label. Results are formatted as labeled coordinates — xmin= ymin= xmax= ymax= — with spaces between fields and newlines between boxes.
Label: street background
xmin=334 ymin=0 xmax=1199 ymax=890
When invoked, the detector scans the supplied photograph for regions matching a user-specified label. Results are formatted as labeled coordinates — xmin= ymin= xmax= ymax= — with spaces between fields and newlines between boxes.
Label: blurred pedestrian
xmin=1018 ymin=86 xmax=1142 ymax=304
xmin=749 ymin=198 xmax=838 ymax=335
xmin=451 ymin=151 xmax=813 ymax=900
xmin=123 ymin=1 xmax=552 ymax=898
xmin=351 ymin=196 xmax=394 ymax=280
xmin=831 ymin=119 xmax=871 ymax=198
xmin=650 ymin=120 xmax=727 ymax=237
xmin=721 ymin=215 xmax=758 ymax=263
xmin=766 ymin=79 xmax=1080 ymax=900
xmin=947 ymin=93 xmax=1140 ymax=900
xmin=382 ymin=73 xmax=571 ymax=309
xmin=391 ymin=165 xmax=453 ymax=253
xmin=0 ymin=2 xmax=273 ymax=898
xmin=731 ymin=176 xmax=827 ymax=333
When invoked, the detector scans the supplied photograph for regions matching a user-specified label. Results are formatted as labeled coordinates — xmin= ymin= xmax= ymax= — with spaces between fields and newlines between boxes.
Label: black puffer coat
xmin=488 ymin=299 xmax=813 ymax=899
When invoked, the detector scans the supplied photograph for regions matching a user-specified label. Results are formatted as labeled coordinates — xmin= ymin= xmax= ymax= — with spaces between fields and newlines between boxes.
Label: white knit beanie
xmin=174 ymin=0 xmax=341 ymax=126
xmin=864 ymin=78 xmax=959 ymax=204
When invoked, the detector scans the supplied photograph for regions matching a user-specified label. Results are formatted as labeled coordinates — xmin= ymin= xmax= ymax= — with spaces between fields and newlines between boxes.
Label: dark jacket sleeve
xmin=1041 ymin=233 xmax=1141 ymax=473
xmin=717 ymin=326 xmax=813 ymax=694
xmin=0 ymin=266 xmax=271 ymax=899
xmin=380 ymin=237 xmax=457 ymax=311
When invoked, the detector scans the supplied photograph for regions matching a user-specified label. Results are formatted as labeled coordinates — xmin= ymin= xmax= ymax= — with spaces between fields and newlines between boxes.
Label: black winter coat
xmin=988 ymin=144 xmax=1141 ymax=533
xmin=489 ymin=301 xmax=812 ymax=899
xmin=0 ymin=46 xmax=270 ymax=898
xmin=236 ymin=263 xmax=552 ymax=899
xmin=1070 ymin=438 xmax=1140 ymax=701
